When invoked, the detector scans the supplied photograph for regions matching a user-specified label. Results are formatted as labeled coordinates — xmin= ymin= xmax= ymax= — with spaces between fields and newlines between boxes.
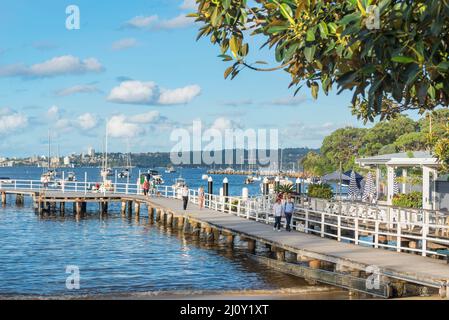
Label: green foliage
xmin=300 ymin=151 xmax=332 ymax=177
xmin=360 ymin=116 xmax=418 ymax=156
xmin=394 ymin=132 xmax=427 ymax=152
xmin=275 ymin=183 xmax=294 ymax=195
xmin=392 ymin=192 xmax=423 ymax=208
xmin=192 ymin=0 xmax=449 ymax=122
xmin=307 ymin=183 xmax=333 ymax=199
xmin=320 ymin=127 xmax=367 ymax=170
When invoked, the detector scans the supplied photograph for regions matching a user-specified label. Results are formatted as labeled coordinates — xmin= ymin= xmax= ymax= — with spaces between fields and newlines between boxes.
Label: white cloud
xmin=0 ymin=55 xmax=104 ymax=78
xmin=0 ymin=108 xmax=28 ymax=135
xmin=210 ymin=117 xmax=242 ymax=132
xmin=112 ymin=38 xmax=138 ymax=51
xmin=107 ymin=80 xmax=201 ymax=105
xmin=77 ymin=113 xmax=98 ymax=130
xmin=55 ymin=84 xmax=100 ymax=97
xmin=124 ymin=15 xmax=158 ymax=28
xmin=159 ymin=85 xmax=201 ymax=105
xmin=180 ymin=0 xmax=197 ymax=10
xmin=128 ymin=111 xmax=161 ymax=123
xmin=107 ymin=115 xmax=144 ymax=139
xmin=268 ymin=96 xmax=309 ymax=106
xmin=47 ymin=105 xmax=60 ymax=120
xmin=123 ymin=14 xmax=195 ymax=30
xmin=107 ymin=81 xmax=160 ymax=105
xmin=157 ymin=14 xmax=195 ymax=29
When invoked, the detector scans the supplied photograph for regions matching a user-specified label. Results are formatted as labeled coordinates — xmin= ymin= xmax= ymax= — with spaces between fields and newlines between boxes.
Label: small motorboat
xmin=244 ymin=176 xmax=255 ymax=184
xmin=101 ymin=167 xmax=113 ymax=178
xmin=118 ymin=168 xmax=130 ymax=179
xmin=165 ymin=166 xmax=176 ymax=174
xmin=201 ymin=174 xmax=209 ymax=180
xmin=173 ymin=177 xmax=186 ymax=189
xmin=66 ymin=171 xmax=77 ymax=182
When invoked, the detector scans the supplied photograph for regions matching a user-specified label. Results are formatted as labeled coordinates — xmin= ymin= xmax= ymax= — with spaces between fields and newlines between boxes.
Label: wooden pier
xmin=1 ymin=185 xmax=449 ymax=298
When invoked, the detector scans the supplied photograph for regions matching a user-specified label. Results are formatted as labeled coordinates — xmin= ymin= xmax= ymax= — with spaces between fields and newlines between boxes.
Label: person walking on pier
xmin=143 ymin=178 xmax=150 ymax=196
xmin=182 ymin=185 xmax=189 ymax=210
xmin=284 ymin=197 xmax=294 ymax=232
xmin=198 ymin=186 xmax=205 ymax=210
xmin=273 ymin=198 xmax=284 ymax=232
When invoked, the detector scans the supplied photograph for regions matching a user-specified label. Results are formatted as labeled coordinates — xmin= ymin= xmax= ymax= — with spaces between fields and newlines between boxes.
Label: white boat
xmin=173 ymin=177 xmax=186 ymax=189
xmin=101 ymin=167 xmax=113 ymax=178
xmin=244 ymin=176 xmax=254 ymax=184
xmin=152 ymin=174 xmax=164 ymax=185
xmin=165 ymin=166 xmax=176 ymax=173
xmin=201 ymin=174 xmax=209 ymax=180
xmin=117 ymin=168 xmax=130 ymax=179
xmin=66 ymin=171 xmax=77 ymax=182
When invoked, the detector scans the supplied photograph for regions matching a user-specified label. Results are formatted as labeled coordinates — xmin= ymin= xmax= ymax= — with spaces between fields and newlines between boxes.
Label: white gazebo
xmin=356 ymin=151 xmax=440 ymax=210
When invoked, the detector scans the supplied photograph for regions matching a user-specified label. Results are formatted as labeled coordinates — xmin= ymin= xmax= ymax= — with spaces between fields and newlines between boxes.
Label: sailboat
xmin=99 ymin=124 xmax=113 ymax=192
xmin=118 ymin=151 xmax=132 ymax=180
xmin=100 ymin=125 xmax=113 ymax=179
xmin=40 ymin=130 xmax=57 ymax=184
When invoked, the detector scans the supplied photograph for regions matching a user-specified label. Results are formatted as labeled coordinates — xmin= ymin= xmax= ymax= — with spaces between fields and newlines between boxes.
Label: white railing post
xmin=337 ymin=215 xmax=341 ymax=241
xmin=396 ymin=219 xmax=401 ymax=253
xmin=62 ymin=171 xmax=65 ymax=193
xmin=422 ymin=213 xmax=428 ymax=257
xmin=14 ymin=180 xmax=17 ymax=190
xmin=84 ymin=172 xmax=87 ymax=195
xmin=375 ymin=220 xmax=379 ymax=248
xmin=305 ymin=209 xmax=309 ymax=234
xmin=126 ymin=183 xmax=128 ymax=194
xmin=321 ymin=213 xmax=325 ymax=237
xmin=355 ymin=218 xmax=359 ymax=245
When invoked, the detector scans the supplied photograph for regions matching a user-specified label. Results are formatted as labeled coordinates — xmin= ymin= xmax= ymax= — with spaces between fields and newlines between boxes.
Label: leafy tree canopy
xmin=191 ymin=0 xmax=449 ymax=121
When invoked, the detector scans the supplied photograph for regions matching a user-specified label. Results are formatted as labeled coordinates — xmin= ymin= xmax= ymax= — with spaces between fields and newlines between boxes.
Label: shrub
xmin=392 ymin=192 xmax=423 ymax=209
xmin=307 ymin=183 xmax=333 ymax=200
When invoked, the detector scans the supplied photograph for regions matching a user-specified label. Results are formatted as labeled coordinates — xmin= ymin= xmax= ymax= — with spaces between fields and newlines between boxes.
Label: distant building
xmin=63 ymin=156 xmax=71 ymax=166
xmin=51 ymin=156 xmax=60 ymax=166
xmin=87 ymin=147 xmax=95 ymax=157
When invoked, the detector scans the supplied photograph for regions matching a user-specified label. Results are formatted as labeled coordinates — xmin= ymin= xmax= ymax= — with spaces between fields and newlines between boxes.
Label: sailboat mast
xmin=48 ymin=130 xmax=51 ymax=170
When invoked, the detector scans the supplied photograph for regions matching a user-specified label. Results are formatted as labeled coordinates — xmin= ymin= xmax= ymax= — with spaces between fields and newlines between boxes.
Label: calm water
xmin=0 ymin=167 xmax=323 ymax=297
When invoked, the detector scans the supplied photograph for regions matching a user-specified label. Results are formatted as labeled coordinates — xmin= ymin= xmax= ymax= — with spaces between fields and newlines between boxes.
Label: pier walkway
xmin=1 ymin=179 xmax=449 ymax=297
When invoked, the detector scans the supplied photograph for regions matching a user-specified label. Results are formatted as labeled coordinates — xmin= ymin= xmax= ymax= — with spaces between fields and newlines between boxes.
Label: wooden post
xmin=247 ymin=239 xmax=256 ymax=252
xmin=121 ymin=201 xmax=126 ymax=215
xmin=183 ymin=218 xmax=190 ymax=234
xmin=166 ymin=212 xmax=173 ymax=227
xmin=213 ymin=229 xmax=220 ymax=242
xmin=127 ymin=200 xmax=133 ymax=216
xmin=148 ymin=206 xmax=154 ymax=223
xmin=60 ymin=202 xmax=65 ymax=215
xmin=75 ymin=201 xmax=82 ymax=216
xmin=1 ymin=192 xmax=6 ymax=205
xmin=134 ymin=202 xmax=140 ymax=217
xmin=155 ymin=208 xmax=161 ymax=222
xmin=177 ymin=216 xmax=184 ymax=230
xmin=225 ymin=232 xmax=234 ymax=247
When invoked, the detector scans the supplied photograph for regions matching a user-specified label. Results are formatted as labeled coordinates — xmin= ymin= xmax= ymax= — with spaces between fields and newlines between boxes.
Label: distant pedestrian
xmin=182 ymin=185 xmax=189 ymax=210
xmin=143 ymin=178 xmax=150 ymax=196
xmin=272 ymin=198 xmax=284 ymax=232
xmin=284 ymin=196 xmax=295 ymax=232
xmin=198 ymin=186 xmax=205 ymax=209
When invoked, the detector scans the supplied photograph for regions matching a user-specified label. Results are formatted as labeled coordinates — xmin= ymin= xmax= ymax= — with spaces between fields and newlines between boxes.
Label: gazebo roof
xmin=356 ymin=151 xmax=439 ymax=167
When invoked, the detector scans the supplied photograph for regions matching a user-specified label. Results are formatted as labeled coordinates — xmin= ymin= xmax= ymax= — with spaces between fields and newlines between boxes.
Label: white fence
xmin=1 ymin=179 xmax=449 ymax=259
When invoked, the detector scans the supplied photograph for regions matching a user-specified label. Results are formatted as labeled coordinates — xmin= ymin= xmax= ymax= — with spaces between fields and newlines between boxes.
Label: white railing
xmin=1 ymin=179 xmax=449 ymax=259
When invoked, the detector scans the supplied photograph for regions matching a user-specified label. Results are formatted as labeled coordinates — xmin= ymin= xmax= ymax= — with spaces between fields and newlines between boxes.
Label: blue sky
xmin=0 ymin=0 xmax=395 ymax=157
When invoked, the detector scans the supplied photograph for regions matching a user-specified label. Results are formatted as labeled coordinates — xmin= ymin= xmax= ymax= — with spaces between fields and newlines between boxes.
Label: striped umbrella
xmin=348 ymin=170 xmax=359 ymax=201
xmin=362 ymin=172 xmax=376 ymax=203
xmin=393 ymin=171 xmax=399 ymax=195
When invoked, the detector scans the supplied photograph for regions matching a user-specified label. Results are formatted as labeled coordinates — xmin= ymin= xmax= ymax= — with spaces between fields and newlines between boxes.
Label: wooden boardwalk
xmin=2 ymin=187 xmax=449 ymax=297
xmin=147 ymin=197 xmax=449 ymax=290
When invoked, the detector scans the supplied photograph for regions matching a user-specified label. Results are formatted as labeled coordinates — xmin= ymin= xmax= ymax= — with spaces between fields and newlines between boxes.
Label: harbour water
xmin=0 ymin=167 xmax=351 ymax=299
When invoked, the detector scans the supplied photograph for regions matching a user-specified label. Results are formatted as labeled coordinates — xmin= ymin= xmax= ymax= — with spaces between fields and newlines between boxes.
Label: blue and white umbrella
xmin=362 ymin=172 xmax=376 ymax=203
xmin=393 ymin=171 xmax=399 ymax=195
xmin=348 ymin=170 xmax=359 ymax=201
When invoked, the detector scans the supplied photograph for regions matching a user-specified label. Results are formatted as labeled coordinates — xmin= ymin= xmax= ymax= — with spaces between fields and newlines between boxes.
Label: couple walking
xmin=181 ymin=186 xmax=205 ymax=210
xmin=272 ymin=197 xmax=295 ymax=232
